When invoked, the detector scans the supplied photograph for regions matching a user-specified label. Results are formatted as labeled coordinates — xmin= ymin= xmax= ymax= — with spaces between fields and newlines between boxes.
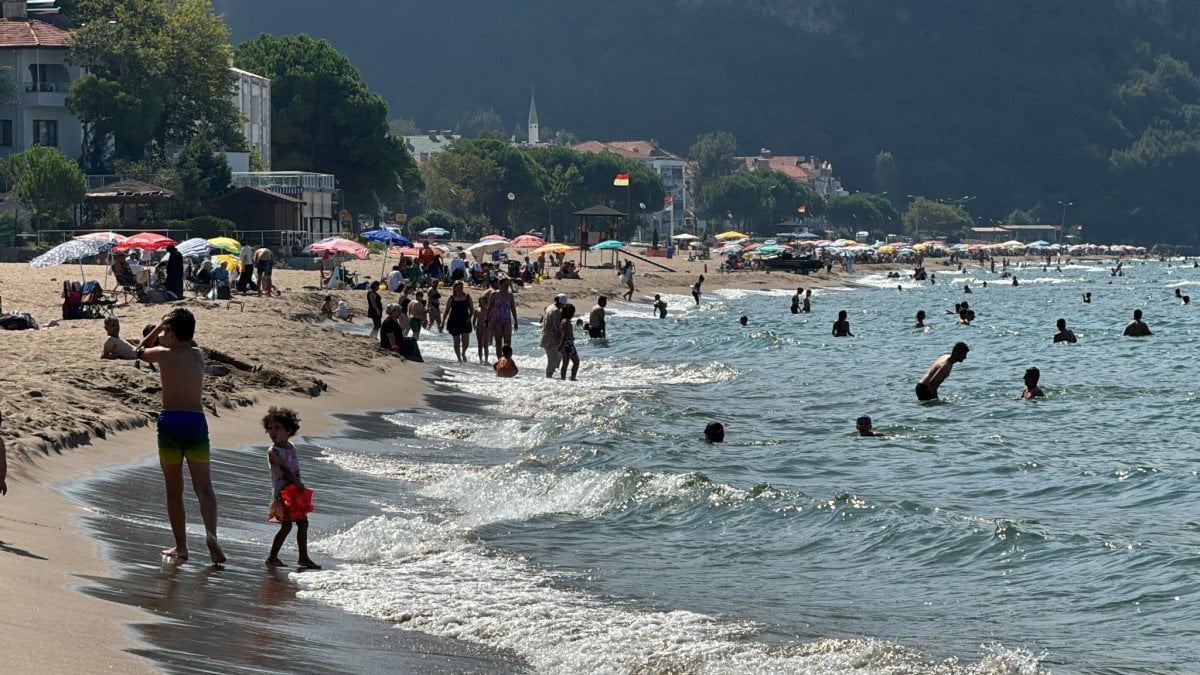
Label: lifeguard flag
xmin=613 ymin=173 xmax=630 ymax=187
xmin=797 ymin=204 xmax=807 ymax=214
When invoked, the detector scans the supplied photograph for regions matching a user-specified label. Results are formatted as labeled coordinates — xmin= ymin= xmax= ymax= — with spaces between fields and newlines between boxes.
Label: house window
xmin=34 ymin=120 xmax=57 ymax=146
xmin=0 ymin=120 xmax=11 ymax=147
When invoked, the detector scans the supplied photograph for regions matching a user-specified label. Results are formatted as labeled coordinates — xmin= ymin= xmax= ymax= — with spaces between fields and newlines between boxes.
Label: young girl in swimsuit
xmin=263 ymin=407 xmax=320 ymax=569
xmin=558 ymin=303 xmax=579 ymax=381
xmin=488 ymin=277 xmax=518 ymax=357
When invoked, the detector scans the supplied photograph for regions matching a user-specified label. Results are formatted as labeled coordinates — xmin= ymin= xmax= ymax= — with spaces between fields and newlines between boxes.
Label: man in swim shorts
xmin=915 ymin=341 xmax=969 ymax=401
xmin=588 ymin=295 xmax=607 ymax=339
xmin=254 ymin=246 xmax=274 ymax=297
xmin=138 ymin=308 xmax=225 ymax=564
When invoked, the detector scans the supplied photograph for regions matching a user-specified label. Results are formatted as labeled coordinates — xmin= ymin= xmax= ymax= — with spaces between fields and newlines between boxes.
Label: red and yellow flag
xmin=613 ymin=173 xmax=630 ymax=187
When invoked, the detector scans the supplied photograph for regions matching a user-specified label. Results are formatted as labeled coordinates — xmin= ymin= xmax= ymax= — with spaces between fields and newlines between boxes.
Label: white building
xmin=571 ymin=139 xmax=690 ymax=230
xmin=0 ymin=0 xmax=83 ymax=161
xmin=230 ymin=66 xmax=270 ymax=170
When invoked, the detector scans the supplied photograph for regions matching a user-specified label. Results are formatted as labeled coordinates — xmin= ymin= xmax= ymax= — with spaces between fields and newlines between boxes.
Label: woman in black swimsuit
xmin=366 ymin=281 xmax=383 ymax=338
xmin=441 ymin=280 xmax=474 ymax=363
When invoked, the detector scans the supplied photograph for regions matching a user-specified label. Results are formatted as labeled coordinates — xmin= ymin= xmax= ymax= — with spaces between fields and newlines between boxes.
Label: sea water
xmin=83 ymin=260 xmax=1200 ymax=673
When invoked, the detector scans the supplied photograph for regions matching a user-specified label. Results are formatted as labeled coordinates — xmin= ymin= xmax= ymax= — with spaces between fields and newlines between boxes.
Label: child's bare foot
xmin=297 ymin=558 xmax=322 ymax=570
xmin=162 ymin=547 xmax=189 ymax=562
xmin=206 ymin=535 xmax=227 ymax=564
xmin=265 ymin=557 xmax=285 ymax=566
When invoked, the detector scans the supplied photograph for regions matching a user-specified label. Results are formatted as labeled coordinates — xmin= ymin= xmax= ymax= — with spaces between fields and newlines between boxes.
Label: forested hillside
xmin=213 ymin=0 xmax=1200 ymax=243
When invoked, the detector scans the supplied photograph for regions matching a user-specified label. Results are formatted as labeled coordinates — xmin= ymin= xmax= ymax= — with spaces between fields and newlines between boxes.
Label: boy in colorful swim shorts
xmin=138 ymin=308 xmax=226 ymax=565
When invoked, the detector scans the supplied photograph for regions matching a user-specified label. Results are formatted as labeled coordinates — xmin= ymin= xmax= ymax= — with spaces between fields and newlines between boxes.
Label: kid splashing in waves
xmin=263 ymin=407 xmax=321 ymax=569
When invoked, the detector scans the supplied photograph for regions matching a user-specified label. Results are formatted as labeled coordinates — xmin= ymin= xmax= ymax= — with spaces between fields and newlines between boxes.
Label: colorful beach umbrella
xmin=115 ymin=232 xmax=175 ymax=252
xmin=307 ymin=236 xmax=370 ymax=260
xmin=511 ymin=234 xmax=545 ymax=249
xmin=715 ymin=231 xmax=748 ymax=241
xmin=592 ymin=240 xmax=625 ymax=250
xmin=530 ymin=243 xmax=576 ymax=255
xmin=206 ymin=236 xmax=242 ymax=255
xmin=31 ymin=238 xmax=112 ymax=269
xmin=480 ymin=234 xmax=510 ymax=242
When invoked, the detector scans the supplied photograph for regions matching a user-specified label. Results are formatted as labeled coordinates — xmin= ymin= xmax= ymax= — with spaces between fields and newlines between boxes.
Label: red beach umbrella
xmin=115 ymin=232 xmax=175 ymax=252
xmin=307 ymin=236 xmax=370 ymax=260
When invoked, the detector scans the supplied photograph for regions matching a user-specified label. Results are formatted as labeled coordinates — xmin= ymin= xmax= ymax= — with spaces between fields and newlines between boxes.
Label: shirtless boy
xmin=137 ymin=309 xmax=225 ymax=564
xmin=916 ymin=341 xmax=969 ymax=401
xmin=588 ymin=296 xmax=607 ymax=339
xmin=1053 ymin=318 xmax=1077 ymax=343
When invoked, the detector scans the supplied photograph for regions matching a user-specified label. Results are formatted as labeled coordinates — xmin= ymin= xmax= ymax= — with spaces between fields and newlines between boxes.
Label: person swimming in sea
xmin=963 ymin=284 xmax=972 ymax=294
xmin=1123 ymin=309 xmax=1153 ymax=336
xmin=1083 ymin=291 xmax=1091 ymax=304
xmin=739 ymin=315 xmax=749 ymax=327
xmin=1021 ymin=367 xmax=1045 ymax=399
xmin=791 ymin=288 xmax=801 ymax=314
xmin=832 ymin=310 xmax=854 ymax=337
xmin=1053 ymin=318 xmax=1077 ymax=343
xmin=855 ymin=415 xmax=884 ymax=437
xmin=913 ymin=310 xmax=926 ymax=328
xmin=704 ymin=422 xmax=725 ymax=443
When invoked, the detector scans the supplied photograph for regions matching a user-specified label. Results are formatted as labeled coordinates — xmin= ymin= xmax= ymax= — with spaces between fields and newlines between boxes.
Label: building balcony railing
xmin=24 ymin=81 xmax=70 ymax=93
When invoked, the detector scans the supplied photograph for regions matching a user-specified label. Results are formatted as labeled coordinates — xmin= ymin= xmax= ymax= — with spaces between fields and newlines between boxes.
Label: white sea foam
xmin=298 ymin=515 xmax=1042 ymax=673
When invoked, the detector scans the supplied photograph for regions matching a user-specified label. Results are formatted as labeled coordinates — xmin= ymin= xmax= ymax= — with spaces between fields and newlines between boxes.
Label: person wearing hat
xmin=539 ymin=293 xmax=567 ymax=377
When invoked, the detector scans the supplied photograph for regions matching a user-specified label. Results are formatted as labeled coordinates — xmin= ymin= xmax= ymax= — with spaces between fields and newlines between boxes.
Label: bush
xmin=167 ymin=215 xmax=236 ymax=240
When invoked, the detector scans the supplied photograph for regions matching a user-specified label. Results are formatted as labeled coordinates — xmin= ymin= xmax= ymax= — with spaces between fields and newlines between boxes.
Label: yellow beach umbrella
xmin=207 ymin=236 xmax=242 ymax=255
xmin=715 ymin=231 xmax=748 ymax=241
xmin=530 ymin=243 xmax=577 ymax=255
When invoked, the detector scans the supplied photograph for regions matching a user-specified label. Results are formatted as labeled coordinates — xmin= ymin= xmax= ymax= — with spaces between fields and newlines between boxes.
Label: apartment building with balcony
xmin=0 ymin=0 xmax=82 ymax=161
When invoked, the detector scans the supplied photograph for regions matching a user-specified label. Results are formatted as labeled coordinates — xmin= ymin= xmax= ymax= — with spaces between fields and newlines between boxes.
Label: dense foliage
xmin=213 ymin=0 xmax=1200 ymax=243
xmin=68 ymin=0 xmax=242 ymax=170
xmin=232 ymin=34 xmax=423 ymax=220
xmin=5 ymin=147 xmax=87 ymax=230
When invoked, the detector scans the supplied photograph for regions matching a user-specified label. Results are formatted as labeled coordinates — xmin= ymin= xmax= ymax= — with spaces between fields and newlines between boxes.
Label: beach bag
xmin=0 ymin=313 xmax=38 ymax=330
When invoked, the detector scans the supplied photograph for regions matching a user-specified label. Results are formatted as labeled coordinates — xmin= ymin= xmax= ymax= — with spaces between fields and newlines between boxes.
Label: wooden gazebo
xmin=573 ymin=204 xmax=626 ymax=267
xmin=79 ymin=180 xmax=181 ymax=229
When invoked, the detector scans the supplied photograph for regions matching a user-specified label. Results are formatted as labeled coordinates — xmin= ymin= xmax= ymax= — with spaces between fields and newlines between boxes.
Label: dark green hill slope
xmin=213 ymin=0 xmax=1200 ymax=243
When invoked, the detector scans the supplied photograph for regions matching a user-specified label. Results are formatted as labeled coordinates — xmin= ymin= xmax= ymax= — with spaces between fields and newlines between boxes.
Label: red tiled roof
xmin=0 ymin=18 xmax=71 ymax=48
xmin=572 ymin=140 xmax=683 ymax=161
xmin=738 ymin=155 xmax=816 ymax=182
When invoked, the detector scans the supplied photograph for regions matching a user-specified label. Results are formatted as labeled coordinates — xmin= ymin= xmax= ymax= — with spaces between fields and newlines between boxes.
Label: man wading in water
xmin=915 ymin=342 xmax=969 ymax=401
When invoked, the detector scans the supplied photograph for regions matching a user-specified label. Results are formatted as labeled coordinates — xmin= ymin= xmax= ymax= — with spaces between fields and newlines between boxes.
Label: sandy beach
xmin=0 ymin=249 xmax=894 ymax=670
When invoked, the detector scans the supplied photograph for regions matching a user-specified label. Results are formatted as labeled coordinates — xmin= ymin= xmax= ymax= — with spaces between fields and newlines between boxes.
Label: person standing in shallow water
xmin=691 ymin=275 xmax=705 ymax=306
xmin=1123 ymin=309 xmax=1153 ymax=336
xmin=558 ymin=303 xmax=580 ymax=381
xmin=791 ymin=287 xmax=802 ymax=314
xmin=802 ymin=289 xmax=812 ymax=313
xmin=915 ymin=341 xmax=969 ymax=401
xmin=136 ymin=308 xmax=225 ymax=564
xmin=1021 ymin=367 xmax=1045 ymax=400
xmin=832 ymin=310 xmax=854 ymax=337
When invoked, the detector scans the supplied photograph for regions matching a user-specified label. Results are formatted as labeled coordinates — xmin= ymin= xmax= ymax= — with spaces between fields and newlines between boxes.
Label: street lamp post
xmin=1057 ymin=200 xmax=1073 ymax=244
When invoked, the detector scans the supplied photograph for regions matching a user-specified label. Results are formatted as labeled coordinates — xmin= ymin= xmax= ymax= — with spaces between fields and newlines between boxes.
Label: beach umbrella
xmin=361 ymin=229 xmax=411 ymax=246
xmin=511 ymin=234 xmax=545 ymax=249
xmin=796 ymin=232 xmax=819 ymax=239
xmin=74 ymin=231 xmax=127 ymax=245
xmin=387 ymin=246 xmax=421 ymax=258
xmin=115 ymin=232 xmax=175 ymax=252
xmin=206 ymin=236 xmax=242 ymax=255
xmin=671 ymin=233 xmax=699 ymax=241
xmin=480 ymin=234 xmax=510 ymax=242
xmin=176 ymin=237 xmax=212 ymax=258
xmin=466 ymin=240 xmax=508 ymax=258
xmin=212 ymin=254 xmax=241 ymax=274
xmin=592 ymin=240 xmax=625 ymax=250
xmin=715 ymin=230 xmax=748 ymax=241
xmin=756 ymin=245 xmax=788 ymax=255
xmin=530 ymin=243 xmax=576 ymax=255
xmin=307 ymin=236 xmax=370 ymax=260
xmin=31 ymin=238 xmax=112 ymax=281
xmin=419 ymin=227 xmax=450 ymax=237
xmin=1028 ymin=240 xmax=1050 ymax=248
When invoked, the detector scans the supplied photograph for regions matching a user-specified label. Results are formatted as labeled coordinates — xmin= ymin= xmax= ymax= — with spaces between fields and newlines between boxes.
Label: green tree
xmin=68 ymin=0 xmax=242 ymax=170
xmin=5 ymin=147 xmax=87 ymax=231
xmin=903 ymin=197 xmax=971 ymax=239
xmin=389 ymin=117 xmax=421 ymax=136
xmin=702 ymin=170 xmax=824 ymax=236
xmin=1003 ymin=207 xmax=1039 ymax=224
xmin=688 ymin=131 xmax=741 ymax=211
xmin=871 ymin=151 xmax=897 ymax=201
xmin=233 ymin=34 xmax=423 ymax=218
xmin=457 ymin=108 xmax=507 ymax=138
xmin=175 ymin=124 xmax=232 ymax=215
xmin=526 ymin=145 xmax=664 ymax=238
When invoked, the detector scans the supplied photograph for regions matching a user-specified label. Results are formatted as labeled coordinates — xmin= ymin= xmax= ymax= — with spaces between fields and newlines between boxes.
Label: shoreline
xmin=0 ymin=262 xmax=428 ymax=671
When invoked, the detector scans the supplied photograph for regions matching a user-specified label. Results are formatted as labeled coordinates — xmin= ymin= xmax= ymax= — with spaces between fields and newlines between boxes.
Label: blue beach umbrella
xmin=362 ymin=229 xmax=412 ymax=247
xmin=592 ymin=240 xmax=625 ymax=250
xmin=176 ymin=237 xmax=212 ymax=258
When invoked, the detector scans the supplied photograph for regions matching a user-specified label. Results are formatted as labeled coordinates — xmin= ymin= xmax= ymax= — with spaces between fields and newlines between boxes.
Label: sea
xmin=69 ymin=258 xmax=1200 ymax=673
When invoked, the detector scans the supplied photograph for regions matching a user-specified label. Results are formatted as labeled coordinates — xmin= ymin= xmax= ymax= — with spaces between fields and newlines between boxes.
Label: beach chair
xmin=79 ymin=280 xmax=116 ymax=318
xmin=61 ymin=280 xmax=82 ymax=320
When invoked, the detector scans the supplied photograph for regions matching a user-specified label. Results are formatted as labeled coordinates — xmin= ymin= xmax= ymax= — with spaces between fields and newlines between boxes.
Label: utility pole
xmin=1057 ymin=200 xmax=1073 ymax=245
